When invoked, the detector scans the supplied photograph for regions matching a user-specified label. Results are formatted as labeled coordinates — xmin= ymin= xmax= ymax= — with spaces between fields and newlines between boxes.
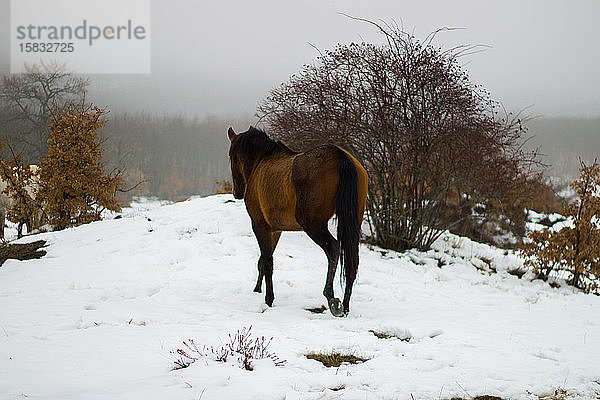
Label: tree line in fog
xmin=0 ymin=63 xmax=249 ymax=201
xmin=1 ymin=63 xmax=598 ymax=201
xmin=527 ymin=118 xmax=600 ymax=178
xmin=100 ymin=112 xmax=249 ymax=200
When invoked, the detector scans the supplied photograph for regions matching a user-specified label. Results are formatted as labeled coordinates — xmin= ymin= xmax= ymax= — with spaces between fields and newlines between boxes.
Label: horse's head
xmin=227 ymin=126 xmax=282 ymax=200
xmin=227 ymin=127 xmax=246 ymax=199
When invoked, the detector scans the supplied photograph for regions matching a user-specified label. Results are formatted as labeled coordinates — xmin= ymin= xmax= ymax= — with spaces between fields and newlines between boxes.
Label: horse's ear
xmin=227 ymin=127 xmax=237 ymax=142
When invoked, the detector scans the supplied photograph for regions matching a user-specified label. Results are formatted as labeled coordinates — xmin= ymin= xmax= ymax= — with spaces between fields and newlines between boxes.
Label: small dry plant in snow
xmin=172 ymin=326 xmax=286 ymax=371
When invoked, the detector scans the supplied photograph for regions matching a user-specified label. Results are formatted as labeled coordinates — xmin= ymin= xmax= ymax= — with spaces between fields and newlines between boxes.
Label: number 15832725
xmin=19 ymin=42 xmax=74 ymax=53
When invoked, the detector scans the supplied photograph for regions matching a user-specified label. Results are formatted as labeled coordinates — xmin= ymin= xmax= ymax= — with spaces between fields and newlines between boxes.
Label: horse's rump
xmin=291 ymin=145 xmax=346 ymax=225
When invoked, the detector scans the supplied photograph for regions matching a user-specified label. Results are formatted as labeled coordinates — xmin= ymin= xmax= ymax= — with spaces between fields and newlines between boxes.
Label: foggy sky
xmin=1 ymin=0 xmax=600 ymax=118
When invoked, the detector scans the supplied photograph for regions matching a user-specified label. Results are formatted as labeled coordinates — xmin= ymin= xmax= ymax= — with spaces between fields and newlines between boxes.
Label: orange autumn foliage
xmin=37 ymin=105 xmax=123 ymax=230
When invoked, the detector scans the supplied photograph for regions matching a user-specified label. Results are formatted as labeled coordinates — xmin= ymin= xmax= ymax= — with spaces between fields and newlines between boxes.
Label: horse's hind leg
xmin=302 ymin=224 xmax=343 ymax=317
xmin=254 ymin=231 xmax=281 ymax=293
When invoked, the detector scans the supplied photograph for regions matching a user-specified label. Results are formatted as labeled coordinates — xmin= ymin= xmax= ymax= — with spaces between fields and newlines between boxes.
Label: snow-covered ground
xmin=1 ymin=195 xmax=598 ymax=400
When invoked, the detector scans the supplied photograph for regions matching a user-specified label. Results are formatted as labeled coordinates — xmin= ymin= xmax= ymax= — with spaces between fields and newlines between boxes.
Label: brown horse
xmin=227 ymin=126 xmax=368 ymax=316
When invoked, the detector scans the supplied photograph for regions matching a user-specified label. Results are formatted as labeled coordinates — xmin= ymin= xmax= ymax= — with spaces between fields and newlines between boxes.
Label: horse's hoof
xmin=253 ymin=287 xmax=262 ymax=293
xmin=328 ymin=298 xmax=344 ymax=317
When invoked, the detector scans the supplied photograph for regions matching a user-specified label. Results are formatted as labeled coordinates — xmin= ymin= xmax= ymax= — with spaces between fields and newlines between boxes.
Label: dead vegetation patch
xmin=306 ymin=351 xmax=368 ymax=367
xmin=369 ymin=329 xmax=411 ymax=342
xmin=0 ymin=240 xmax=47 ymax=266
xmin=507 ymin=267 xmax=527 ymax=278
xmin=305 ymin=305 xmax=327 ymax=314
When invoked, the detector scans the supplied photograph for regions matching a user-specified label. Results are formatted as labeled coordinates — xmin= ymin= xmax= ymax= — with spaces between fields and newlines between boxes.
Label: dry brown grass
xmin=306 ymin=351 xmax=368 ymax=367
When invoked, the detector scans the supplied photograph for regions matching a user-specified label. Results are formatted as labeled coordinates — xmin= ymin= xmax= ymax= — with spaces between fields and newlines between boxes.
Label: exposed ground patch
xmin=306 ymin=351 xmax=368 ymax=367
xmin=369 ymin=329 xmax=411 ymax=341
xmin=305 ymin=305 xmax=327 ymax=314
xmin=0 ymin=240 xmax=47 ymax=266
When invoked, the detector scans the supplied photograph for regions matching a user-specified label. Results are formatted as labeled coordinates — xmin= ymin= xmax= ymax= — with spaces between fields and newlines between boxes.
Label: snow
xmin=1 ymin=195 xmax=599 ymax=400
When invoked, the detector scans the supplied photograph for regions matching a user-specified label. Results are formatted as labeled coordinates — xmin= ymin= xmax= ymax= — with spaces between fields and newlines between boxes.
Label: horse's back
xmin=249 ymin=144 xmax=367 ymax=231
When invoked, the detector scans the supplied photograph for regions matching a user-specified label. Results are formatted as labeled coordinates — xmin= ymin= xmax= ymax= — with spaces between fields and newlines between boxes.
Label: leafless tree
xmin=0 ymin=62 xmax=88 ymax=160
xmin=258 ymin=20 xmax=540 ymax=251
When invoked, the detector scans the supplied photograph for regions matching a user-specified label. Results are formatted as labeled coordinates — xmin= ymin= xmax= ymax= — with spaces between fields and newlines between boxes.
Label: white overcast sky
xmin=1 ymin=0 xmax=600 ymax=117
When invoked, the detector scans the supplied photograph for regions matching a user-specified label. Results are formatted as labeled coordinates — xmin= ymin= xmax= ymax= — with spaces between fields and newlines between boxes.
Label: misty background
xmin=1 ymin=0 xmax=599 ymax=197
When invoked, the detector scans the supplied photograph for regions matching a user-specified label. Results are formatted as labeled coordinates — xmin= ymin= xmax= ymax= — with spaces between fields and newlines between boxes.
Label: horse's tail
xmin=335 ymin=152 xmax=360 ymax=288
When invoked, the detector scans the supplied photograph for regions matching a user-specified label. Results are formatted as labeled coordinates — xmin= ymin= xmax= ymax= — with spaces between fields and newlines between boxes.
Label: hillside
xmin=0 ymin=195 xmax=599 ymax=400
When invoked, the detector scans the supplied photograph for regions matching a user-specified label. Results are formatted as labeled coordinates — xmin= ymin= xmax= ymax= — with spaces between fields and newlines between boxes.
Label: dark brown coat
xmin=228 ymin=126 xmax=367 ymax=316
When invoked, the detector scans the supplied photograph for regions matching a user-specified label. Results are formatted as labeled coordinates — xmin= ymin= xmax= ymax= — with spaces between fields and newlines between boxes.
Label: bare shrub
xmin=0 ymin=62 xmax=88 ymax=160
xmin=258 ymin=19 xmax=539 ymax=251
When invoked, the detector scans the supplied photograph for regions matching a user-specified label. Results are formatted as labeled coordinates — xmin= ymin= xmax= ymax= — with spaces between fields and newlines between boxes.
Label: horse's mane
xmin=232 ymin=127 xmax=293 ymax=158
